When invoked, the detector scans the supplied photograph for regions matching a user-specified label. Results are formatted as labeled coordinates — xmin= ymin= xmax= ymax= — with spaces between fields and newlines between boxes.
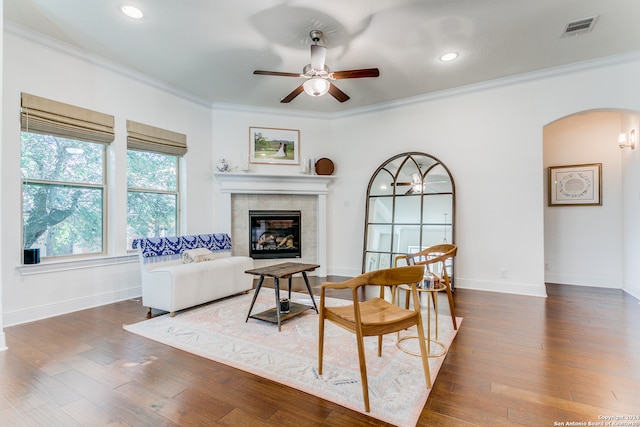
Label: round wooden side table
xmin=396 ymin=282 xmax=448 ymax=358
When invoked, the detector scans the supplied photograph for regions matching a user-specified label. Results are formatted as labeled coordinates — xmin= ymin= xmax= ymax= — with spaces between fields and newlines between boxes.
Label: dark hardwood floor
xmin=1 ymin=279 xmax=639 ymax=426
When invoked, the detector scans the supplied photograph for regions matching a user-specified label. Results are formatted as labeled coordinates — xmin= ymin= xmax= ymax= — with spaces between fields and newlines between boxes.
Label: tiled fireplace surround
xmin=214 ymin=173 xmax=333 ymax=276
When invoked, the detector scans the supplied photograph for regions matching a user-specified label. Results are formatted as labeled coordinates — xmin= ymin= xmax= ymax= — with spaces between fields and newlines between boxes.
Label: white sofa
xmin=133 ymin=233 xmax=254 ymax=316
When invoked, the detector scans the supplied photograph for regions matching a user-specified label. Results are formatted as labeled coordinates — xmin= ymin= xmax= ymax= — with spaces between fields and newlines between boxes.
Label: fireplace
xmin=215 ymin=173 xmax=333 ymax=276
xmin=249 ymin=210 xmax=301 ymax=259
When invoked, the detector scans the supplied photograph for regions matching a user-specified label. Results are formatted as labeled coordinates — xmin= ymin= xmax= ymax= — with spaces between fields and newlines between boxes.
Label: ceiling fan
xmin=254 ymin=30 xmax=380 ymax=103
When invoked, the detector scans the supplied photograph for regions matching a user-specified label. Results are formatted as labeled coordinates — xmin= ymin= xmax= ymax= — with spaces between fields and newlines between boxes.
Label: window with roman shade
xmin=20 ymin=93 xmax=113 ymax=260
xmin=126 ymin=120 xmax=187 ymax=156
xmin=126 ymin=120 xmax=185 ymax=249
xmin=20 ymin=92 xmax=115 ymax=144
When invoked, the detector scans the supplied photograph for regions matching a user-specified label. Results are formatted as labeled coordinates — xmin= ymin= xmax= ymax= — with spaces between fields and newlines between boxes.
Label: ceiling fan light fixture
xmin=254 ymin=29 xmax=378 ymax=103
xmin=303 ymin=77 xmax=330 ymax=97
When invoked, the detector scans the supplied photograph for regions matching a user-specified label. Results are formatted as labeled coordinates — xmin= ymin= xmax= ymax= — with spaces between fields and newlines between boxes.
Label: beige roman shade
xmin=20 ymin=93 xmax=115 ymax=144
xmin=126 ymin=120 xmax=187 ymax=156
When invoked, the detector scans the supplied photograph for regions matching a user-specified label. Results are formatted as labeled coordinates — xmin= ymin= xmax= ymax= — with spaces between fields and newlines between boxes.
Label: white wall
xmin=2 ymin=31 xmax=214 ymax=326
xmin=210 ymin=106 xmax=332 ymax=232
xmin=3 ymin=28 xmax=640 ymax=329
xmin=210 ymin=107 xmax=332 ymax=177
xmin=327 ymin=89 xmax=547 ymax=296
xmin=1 ymin=0 xmax=7 ymax=350
xmin=621 ymin=114 xmax=640 ymax=299
xmin=326 ymin=59 xmax=640 ymax=298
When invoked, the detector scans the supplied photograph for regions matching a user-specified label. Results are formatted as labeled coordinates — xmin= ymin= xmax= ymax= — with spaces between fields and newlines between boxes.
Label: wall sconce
xmin=619 ymin=130 xmax=636 ymax=149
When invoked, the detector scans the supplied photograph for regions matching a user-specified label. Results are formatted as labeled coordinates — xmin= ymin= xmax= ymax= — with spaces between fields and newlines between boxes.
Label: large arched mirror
xmin=363 ymin=152 xmax=456 ymax=283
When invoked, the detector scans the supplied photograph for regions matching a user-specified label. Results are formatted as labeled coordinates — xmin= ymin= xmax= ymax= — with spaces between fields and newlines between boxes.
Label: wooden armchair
xmin=318 ymin=265 xmax=431 ymax=413
xmin=395 ymin=244 xmax=458 ymax=330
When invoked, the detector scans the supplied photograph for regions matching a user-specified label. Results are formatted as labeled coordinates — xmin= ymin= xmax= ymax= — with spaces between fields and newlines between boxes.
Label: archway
xmin=543 ymin=109 xmax=640 ymax=292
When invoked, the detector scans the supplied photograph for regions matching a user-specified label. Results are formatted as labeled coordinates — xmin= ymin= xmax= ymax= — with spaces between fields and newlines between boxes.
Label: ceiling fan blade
xmin=310 ymin=44 xmax=327 ymax=71
xmin=254 ymin=70 xmax=301 ymax=78
xmin=328 ymin=83 xmax=350 ymax=103
xmin=332 ymin=68 xmax=380 ymax=79
xmin=280 ymin=85 xmax=304 ymax=103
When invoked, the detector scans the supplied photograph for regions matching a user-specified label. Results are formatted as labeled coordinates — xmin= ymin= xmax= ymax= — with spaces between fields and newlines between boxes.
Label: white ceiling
xmin=4 ymin=0 xmax=640 ymax=113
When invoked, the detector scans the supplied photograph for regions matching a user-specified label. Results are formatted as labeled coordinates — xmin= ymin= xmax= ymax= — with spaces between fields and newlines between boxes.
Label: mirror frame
xmin=362 ymin=152 xmax=456 ymax=284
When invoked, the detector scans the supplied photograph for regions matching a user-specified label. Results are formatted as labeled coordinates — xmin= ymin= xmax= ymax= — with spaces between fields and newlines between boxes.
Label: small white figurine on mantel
xmin=216 ymin=158 xmax=230 ymax=172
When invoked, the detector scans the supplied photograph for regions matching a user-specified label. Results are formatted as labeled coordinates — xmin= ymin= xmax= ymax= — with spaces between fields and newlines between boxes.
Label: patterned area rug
xmin=123 ymin=291 xmax=461 ymax=426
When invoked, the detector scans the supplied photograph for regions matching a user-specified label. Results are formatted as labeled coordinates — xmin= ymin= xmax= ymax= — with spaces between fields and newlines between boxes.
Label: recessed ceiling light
xmin=121 ymin=5 xmax=143 ymax=19
xmin=439 ymin=52 xmax=459 ymax=62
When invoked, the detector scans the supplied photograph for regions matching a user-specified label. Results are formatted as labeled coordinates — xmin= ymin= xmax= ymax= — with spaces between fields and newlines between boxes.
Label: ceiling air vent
xmin=562 ymin=16 xmax=598 ymax=37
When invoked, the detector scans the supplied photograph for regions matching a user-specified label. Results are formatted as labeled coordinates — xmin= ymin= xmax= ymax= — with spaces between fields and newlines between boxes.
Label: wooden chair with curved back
xmin=395 ymin=244 xmax=458 ymax=330
xmin=318 ymin=265 xmax=431 ymax=413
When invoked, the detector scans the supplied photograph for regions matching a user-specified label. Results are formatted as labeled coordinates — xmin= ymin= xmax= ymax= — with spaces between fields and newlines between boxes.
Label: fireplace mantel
xmin=214 ymin=172 xmax=335 ymax=276
xmin=214 ymin=172 xmax=334 ymax=195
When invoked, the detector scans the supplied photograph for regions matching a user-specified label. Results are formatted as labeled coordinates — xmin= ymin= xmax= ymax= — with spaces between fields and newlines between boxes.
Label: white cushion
xmin=182 ymin=248 xmax=215 ymax=263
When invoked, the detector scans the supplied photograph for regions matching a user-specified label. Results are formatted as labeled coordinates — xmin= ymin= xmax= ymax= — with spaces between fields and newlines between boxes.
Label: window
xmin=126 ymin=150 xmax=179 ymax=247
xmin=20 ymin=93 xmax=113 ymax=259
xmin=125 ymin=120 xmax=186 ymax=249
xmin=22 ymin=133 xmax=106 ymax=257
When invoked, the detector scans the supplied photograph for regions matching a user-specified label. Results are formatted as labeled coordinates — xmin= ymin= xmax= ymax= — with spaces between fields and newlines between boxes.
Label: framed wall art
xmin=548 ymin=163 xmax=602 ymax=206
xmin=249 ymin=127 xmax=299 ymax=165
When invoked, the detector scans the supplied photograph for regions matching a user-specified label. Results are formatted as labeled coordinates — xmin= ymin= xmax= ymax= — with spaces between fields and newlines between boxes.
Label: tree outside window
xmin=127 ymin=150 xmax=179 ymax=248
xmin=21 ymin=132 xmax=105 ymax=257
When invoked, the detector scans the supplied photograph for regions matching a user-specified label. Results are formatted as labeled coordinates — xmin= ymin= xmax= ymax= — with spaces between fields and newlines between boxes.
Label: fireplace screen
xmin=249 ymin=210 xmax=301 ymax=259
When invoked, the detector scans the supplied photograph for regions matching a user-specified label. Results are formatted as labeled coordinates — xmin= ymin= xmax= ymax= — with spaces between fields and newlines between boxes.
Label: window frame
xmin=126 ymin=149 xmax=181 ymax=250
xmin=20 ymin=133 xmax=108 ymax=260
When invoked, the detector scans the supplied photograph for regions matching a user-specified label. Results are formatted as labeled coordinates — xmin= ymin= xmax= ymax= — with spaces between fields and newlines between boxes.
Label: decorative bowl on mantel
xmin=315 ymin=158 xmax=334 ymax=175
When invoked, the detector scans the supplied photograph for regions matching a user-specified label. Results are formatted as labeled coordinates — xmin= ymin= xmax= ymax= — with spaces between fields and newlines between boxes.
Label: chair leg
xmin=318 ymin=315 xmax=325 ymax=375
xmin=377 ymin=335 xmax=383 ymax=357
xmin=445 ymin=284 xmax=457 ymax=330
xmin=415 ymin=314 xmax=432 ymax=389
xmin=355 ymin=330 xmax=371 ymax=412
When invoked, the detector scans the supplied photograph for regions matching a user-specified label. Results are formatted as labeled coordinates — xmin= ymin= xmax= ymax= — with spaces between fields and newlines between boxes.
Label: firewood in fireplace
xmin=258 ymin=233 xmax=276 ymax=249
xmin=277 ymin=234 xmax=295 ymax=248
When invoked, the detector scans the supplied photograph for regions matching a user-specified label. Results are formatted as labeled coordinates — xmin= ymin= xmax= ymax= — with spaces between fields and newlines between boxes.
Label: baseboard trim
xmin=623 ymin=283 xmax=640 ymax=302
xmin=3 ymin=286 xmax=142 ymax=327
xmin=327 ymin=267 xmax=361 ymax=278
xmin=544 ymin=273 xmax=621 ymax=288
xmin=455 ymin=278 xmax=548 ymax=298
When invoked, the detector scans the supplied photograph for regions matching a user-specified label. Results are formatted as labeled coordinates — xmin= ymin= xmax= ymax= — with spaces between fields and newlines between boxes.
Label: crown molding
xmin=6 ymin=19 xmax=640 ymax=119
xmin=210 ymin=102 xmax=333 ymax=120
xmin=333 ymin=49 xmax=640 ymax=119
xmin=215 ymin=49 xmax=640 ymax=119
xmin=4 ymin=20 xmax=212 ymax=108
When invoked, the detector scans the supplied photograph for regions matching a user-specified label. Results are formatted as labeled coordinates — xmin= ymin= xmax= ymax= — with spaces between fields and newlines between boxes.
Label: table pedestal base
xmin=397 ymin=335 xmax=447 ymax=358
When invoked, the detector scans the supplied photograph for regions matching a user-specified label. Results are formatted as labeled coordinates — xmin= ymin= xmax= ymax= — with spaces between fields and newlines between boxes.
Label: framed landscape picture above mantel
xmin=249 ymin=127 xmax=299 ymax=165
xmin=548 ymin=163 xmax=602 ymax=206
